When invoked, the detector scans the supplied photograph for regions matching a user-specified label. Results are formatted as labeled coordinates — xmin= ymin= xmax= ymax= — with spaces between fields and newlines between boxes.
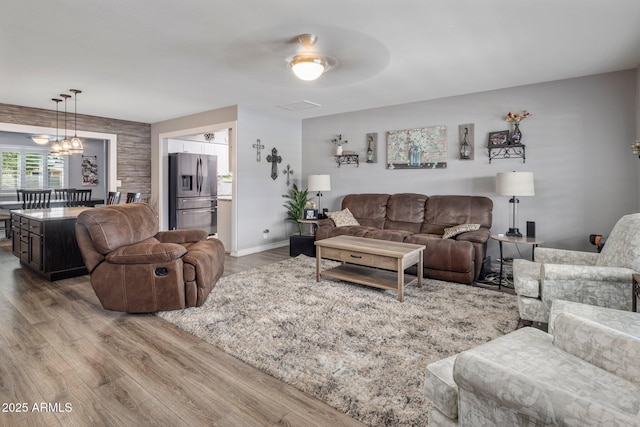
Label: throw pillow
xmin=442 ymin=223 xmax=480 ymax=239
xmin=327 ymin=208 xmax=360 ymax=227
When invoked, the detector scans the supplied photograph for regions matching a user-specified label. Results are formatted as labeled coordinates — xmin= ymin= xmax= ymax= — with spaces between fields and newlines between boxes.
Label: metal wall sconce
xmin=631 ymin=140 xmax=640 ymax=157
xmin=366 ymin=133 xmax=377 ymax=163
xmin=459 ymin=123 xmax=474 ymax=160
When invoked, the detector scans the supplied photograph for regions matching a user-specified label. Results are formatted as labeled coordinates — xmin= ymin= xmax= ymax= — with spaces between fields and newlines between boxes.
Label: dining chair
xmin=0 ymin=211 xmax=10 ymax=239
xmin=16 ymin=189 xmax=23 ymax=202
xmin=126 ymin=192 xmax=142 ymax=203
xmin=67 ymin=189 xmax=92 ymax=207
xmin=106 ymin=191 xmax=121 ymax=205
xmin=21 ymin=190 xmax=52 ymax=209
xmin=54 ymin=188 xmax=75 ymax=201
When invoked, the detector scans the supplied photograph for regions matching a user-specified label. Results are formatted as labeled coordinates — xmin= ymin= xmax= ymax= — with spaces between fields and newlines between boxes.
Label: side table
xmin=290 ymin=219 xmax=319 ymax=258
xmin=633 ymin=274 xmax=640 ymax=313
xmin=490 ymin=234 xmax=546 ymax=288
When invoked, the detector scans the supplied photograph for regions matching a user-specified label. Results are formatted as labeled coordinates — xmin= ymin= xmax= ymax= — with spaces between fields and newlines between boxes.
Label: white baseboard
xmin=231 ymin=240 xmax=289 ymax=257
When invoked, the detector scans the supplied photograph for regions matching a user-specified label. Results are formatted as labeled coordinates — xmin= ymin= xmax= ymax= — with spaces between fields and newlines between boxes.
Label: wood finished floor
xmin=0 ymin=241 xmax=365 ymax=427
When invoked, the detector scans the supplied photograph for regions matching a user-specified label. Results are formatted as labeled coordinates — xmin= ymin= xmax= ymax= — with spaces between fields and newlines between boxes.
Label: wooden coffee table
xmin=315 ymin=235 xmax=425 ymax=302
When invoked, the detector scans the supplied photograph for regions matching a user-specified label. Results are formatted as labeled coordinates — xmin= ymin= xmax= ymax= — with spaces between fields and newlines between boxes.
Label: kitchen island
xmin=12 ymin=207 xmax=92 ymax=281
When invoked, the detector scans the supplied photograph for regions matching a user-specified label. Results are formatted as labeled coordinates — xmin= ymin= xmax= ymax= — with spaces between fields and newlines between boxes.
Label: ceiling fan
xmin=286 ymin=34 xmax=337 ymax=81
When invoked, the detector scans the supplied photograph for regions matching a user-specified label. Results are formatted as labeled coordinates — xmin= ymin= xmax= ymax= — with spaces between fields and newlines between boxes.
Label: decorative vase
xmin=335 ymin=145 xmax=343 ymax=155
xmin=408 ymin=142 xmax=421 ymax=166
xmin=511 ymin=122 xmax=522 ymax=144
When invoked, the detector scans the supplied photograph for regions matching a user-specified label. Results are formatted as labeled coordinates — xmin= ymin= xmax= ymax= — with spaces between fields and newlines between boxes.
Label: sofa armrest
xmin=534 ymin=247 xmax=599 ymax=265
xmin=317 ymin=218 xmax=335 ymax=228
xmin=553 ymin=312 xmax=640 ymax=385
xmin=105 ymin=242 xmax=187 ymax=264
xmin=542 ymin=264 xmax=633 ymax=282
xmin=455 ymin=227 xmax=490 ymax=244
xmin=155 ymin=229 xmax=208 ymax=244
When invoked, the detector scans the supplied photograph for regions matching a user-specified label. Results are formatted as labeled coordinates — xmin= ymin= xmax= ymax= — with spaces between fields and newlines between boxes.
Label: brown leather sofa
xmin=75 ymin=203 xmax=225 ymax=313
xmin=316 ymin=194 xmax=493 ymax=284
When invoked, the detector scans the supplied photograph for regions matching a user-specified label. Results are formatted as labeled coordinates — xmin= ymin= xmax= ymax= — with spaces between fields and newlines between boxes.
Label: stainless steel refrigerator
xmin=168 ymin=152 xmax=217 ymax=234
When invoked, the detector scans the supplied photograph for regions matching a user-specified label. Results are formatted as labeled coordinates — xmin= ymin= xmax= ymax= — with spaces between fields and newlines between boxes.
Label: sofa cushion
xmin=341 ymin=194 xmax=390 ymax=228
xmin=77 ymin=203 xmax=159 ymax=254
xmin=315 ymin=225 xmax=379 ymax=240
xmin=513 ymin=259 xmax=541 ymax=298
xmin=384 ymin=193 xmax=427 ymax=233
xmin=326 ymin=208 xmax=360 ymax=227
xmin=553 ymin=312 xmax=640 ymax=385
xmin=442 ymin=223 xmax=480 ymax=239
xmin=364 ymin=229 xmax=413 ymax=242
xmin=423 ymin=195 xmax=493 ymax=231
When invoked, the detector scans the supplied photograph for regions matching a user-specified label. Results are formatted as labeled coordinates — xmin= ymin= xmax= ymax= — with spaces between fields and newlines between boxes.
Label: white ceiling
xmin=2 ymin=0 xmax=640 ymax=124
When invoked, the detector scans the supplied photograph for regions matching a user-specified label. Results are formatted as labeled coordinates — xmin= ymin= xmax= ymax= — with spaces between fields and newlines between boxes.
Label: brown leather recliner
xmin=75 ymin=203 xmax=225 ymax=313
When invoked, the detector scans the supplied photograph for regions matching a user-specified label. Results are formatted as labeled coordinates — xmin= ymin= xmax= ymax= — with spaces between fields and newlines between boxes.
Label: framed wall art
xmin=488 ymin=130 xmax=509 ymax=146
xmin=386 ymin=125 xmax=447 ymax=169
xmin=81 ymin=155 xmax=99 ymax=186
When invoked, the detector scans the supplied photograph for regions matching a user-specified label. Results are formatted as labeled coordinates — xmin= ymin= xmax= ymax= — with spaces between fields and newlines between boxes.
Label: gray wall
xmin=302 ymin=70 xmax=639 ymax=260
xmin=236 ymin=105 xmax=301 ymax=253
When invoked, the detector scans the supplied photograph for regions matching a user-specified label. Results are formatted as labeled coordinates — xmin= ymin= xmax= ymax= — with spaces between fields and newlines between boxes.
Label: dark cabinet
xmin=11 ymin=208 xmax=88 ymax=281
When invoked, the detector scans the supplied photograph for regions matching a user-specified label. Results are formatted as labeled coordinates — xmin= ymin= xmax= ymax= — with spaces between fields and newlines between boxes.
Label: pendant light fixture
xmin=69 ymin=89 xmax=83 ymax=154
xmin=50 ymin=98 xmax=63 ymax=154
xmin=59 ymin=93 xmax=72 ymax=155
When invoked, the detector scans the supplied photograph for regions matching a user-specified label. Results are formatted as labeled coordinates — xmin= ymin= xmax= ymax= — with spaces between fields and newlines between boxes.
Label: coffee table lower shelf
xmin=319 ymin=264 xmax=420 ymax=298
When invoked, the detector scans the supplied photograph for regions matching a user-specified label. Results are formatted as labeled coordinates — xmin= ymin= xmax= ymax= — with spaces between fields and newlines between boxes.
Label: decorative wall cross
xmin=282 ymin=164 xmax=294 ymax=186
xmin=252 ymin=138 xmax=265 ymax=162
xmin=266 ymin=147 xmax=282 ymax=180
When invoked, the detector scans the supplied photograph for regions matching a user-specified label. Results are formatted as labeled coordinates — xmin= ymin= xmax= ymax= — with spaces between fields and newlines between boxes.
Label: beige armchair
xmin=513 ymin=213 xmax=640 ymax=323
xmin=424 ymin=300 xmax=640 ymax=426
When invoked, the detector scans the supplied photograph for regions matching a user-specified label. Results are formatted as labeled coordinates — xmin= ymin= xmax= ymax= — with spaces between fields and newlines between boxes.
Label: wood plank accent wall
xmin=0 ymin=103 xmax=151 ymax=201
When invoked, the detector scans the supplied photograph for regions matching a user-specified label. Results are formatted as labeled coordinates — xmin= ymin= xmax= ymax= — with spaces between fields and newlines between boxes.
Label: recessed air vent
xmin=276 ymin=100 xmax=322 ymax=111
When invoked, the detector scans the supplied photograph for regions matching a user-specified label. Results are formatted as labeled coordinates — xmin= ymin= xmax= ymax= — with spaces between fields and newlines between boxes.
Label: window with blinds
xmin=0 ymin=147 xmax=66 ymax=193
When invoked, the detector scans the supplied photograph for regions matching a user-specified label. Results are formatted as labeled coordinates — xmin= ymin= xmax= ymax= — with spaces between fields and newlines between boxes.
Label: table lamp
xmin=307 ymin=174 xmax=331 ymax=218
xmin=496 ymin=171 xmax=535 ymax=237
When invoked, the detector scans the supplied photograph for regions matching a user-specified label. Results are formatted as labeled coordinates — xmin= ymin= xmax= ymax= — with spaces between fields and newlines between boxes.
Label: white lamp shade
xmin=496 ymin=172 xmax=535 ymax=196
xmin=308 ymin=174 xmax=331 ymax=192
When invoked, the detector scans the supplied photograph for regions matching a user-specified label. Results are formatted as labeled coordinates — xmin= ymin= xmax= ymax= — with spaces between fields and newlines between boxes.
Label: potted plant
xmin=331 ymin=134 xmax=348 ymax=155
xmin=282 ymin=184 xmax=311 ymax=235
xmin=283 ymin=184 xmax=316 ymax=257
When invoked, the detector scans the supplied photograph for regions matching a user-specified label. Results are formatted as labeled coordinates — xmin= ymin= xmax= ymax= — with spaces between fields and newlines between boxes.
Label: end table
xmin=490 ymin=234 xmax=546 ymax=288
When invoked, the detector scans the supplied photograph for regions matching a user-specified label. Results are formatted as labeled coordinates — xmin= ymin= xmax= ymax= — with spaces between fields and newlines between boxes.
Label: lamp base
xmin=506 ymin=228 xmax=522 ymax=237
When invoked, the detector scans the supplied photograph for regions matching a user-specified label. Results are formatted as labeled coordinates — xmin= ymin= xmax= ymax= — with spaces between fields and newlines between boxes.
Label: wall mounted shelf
xmin=488 ymin=143 xmax=526 ymax=163
xmin=334 ymin=154 xmax=359 ymax=167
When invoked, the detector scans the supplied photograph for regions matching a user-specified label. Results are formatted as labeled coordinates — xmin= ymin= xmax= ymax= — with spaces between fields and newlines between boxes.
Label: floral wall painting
xmin=81 ymin=155 xmax=99 ymax=186
xmin=386 ymin=125 xmax=447 ymax=169
xmin=459 ymin=123 xmax=474 ymax=160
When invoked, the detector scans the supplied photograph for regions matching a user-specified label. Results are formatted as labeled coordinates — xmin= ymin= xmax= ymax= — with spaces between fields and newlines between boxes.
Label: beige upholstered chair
xmin=513 ymin=213 xmax=640 ymax=323
xmin=424 ymin=300 xmax=640 ymax=426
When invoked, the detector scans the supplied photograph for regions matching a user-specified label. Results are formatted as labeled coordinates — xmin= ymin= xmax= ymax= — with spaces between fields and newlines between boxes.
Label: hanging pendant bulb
xmin=69 ymin=89 xmax=83 ymax=154
xmin=51 ymin=98 xmax=62 ymax=154
xmin=60 ymin=94 xmax=71 ymax=155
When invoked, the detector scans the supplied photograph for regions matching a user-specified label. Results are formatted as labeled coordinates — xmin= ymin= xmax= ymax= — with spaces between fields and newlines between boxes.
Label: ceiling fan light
xmin=291 ymin=55 xmax=326 ymax=81
xmin=31 ymin=134 xmax=50 ymax=145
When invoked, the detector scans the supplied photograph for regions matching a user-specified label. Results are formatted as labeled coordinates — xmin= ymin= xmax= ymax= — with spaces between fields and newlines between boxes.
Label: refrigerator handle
xmin=196 ymin=157 xmax=201 ymax=193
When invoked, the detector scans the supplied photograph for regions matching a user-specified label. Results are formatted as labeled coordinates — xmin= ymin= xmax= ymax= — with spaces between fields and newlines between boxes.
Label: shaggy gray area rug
xmin=158 ymin=255 xmax=519 ymax=426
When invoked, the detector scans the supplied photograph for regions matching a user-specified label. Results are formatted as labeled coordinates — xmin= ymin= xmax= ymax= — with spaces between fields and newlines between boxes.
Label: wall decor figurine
xmin=253 ymin=138 xmax=265 ymax=162
xmin=331 ymin=134 xmax=348 ymax=155
xmin=366 ymin=133 xmax=377 ymax=163
xmin=386 ymin=126 xmax=447 ymax=169
xmin=282 ymin=164 xmax=294 ymax=186
xmin=266 ymin=147 xmax=282 ymax=180
xmin=459 ymin=124 xmax=474 ymax=160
